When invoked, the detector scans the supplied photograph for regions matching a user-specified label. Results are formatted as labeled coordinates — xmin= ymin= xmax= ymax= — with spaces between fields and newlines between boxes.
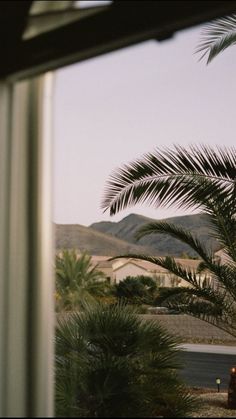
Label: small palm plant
xmin=102 ymin=145 xmax=236 ymax=337
xmin=55 ymin=250 xmax=110 ymax=312
xmin=55 ymin=302 xmax=196 ymax=418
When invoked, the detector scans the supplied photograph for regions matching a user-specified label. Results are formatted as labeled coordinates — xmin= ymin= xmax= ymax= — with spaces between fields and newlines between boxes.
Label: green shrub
xmin=114 ymin=275 xmax=158 ymax=305
xmin=55 ymin=303 xmax=197 ymax=417
xmin=154 ymin=287 xmax=186 ymax=308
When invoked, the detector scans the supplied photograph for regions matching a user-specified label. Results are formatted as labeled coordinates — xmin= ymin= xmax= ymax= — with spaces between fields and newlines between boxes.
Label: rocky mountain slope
xmin=55 ymin=213 xmax=220 ymax=257
xmin=55 ymin=223 xmax=154 ymax=256
xmin=90 ymin=213 xmax=219 ymax=257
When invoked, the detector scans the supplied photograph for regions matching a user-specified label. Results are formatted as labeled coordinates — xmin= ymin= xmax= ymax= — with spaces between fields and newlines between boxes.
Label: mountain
xmin=55 ymin=223 xmax=154 ymax=256
xmin=55 ymin=213 xmax=220 ymax=257
xmin=90 ymin=213 xmax=220 ymax=257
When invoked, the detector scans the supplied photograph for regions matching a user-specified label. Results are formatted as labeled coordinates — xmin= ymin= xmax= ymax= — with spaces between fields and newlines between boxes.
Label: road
xmin=178 ymin=344 xmax=236 ymax=389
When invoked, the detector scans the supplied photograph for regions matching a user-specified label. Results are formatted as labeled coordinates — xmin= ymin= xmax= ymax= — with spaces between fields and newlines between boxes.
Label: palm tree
xmin=55 ymin=250 xmax=110 ymax=311
xmin=55 ymin=302 xmax=196 ymax=417
xmin=102 ymin=145 xmax=236 ymax=337
xmin=196 ymin=14 xmax=236 ymax=63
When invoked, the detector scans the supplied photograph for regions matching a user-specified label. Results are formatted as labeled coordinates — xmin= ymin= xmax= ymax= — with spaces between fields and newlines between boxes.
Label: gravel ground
xmin=191 ymin=391 xmax=236 ymax=417
xmin=141 ymin=314 xmax=236 ymax=345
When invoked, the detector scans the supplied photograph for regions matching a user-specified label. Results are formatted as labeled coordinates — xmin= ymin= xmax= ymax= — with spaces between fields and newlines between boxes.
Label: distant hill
xmin=90 ymin=213 xmax=220 ymax=257
xmin=55 ymin=223 xmax=154 ymax=256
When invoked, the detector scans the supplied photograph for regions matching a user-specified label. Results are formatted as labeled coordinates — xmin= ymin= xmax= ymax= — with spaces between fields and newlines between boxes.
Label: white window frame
xmin=0 ymin=74 xmax=54 ymax=417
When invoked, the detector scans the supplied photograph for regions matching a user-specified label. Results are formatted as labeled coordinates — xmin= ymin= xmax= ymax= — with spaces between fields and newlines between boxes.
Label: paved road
xmin=178 ymin=344 xmax=236 ymax=389
xmin=181 ymin=343 xmax=236 ymax=355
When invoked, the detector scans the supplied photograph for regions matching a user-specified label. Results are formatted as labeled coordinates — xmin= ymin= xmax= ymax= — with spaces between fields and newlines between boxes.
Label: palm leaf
xmin=135 ymin=221 xmax=236 ymax=293
xmin=109 ymin=253 xmax=202 ymax=288
xmin=155 ymin=285 xmax=236 ymax=336
xmin=136 ymin=221 xmax=213 ymax=262
xmin=104 ymin=144 xmax=236 ymax=337
xmin=102 ymin=145 xmax=236 ymax=216
xmin=205 ymin=200 xmax=236 ymax=262
xmin=196 ymin=15 xmax=236 ymax=63
xmin=109 ymin=253 xmax=236 ymax=334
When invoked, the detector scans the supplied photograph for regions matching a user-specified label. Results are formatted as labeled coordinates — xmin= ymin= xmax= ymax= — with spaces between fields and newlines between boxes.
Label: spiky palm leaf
xmin=114 ymin=203 xmax=236 ymax=331
xmin=196 ymin=15 xmax=236 ymax=63
xmin=102 ymin=145 xmax=236 ymax=216
xmin=109 ymin=252 xmax=236 ymax=336
xmin=136 ymin=220 xmax=236 ymax=272
xmin=103 ymin=145 xmax=236 ymax=336
xmin=55 ymin=303 xmax=197 ymax=417
xmin=136 ymin=221 xmax=213 ymax=262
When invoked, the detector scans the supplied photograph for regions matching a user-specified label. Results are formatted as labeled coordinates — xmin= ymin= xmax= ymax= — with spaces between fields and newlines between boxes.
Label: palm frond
xmin=136 ymin=221 xmax=213 ymax=262
xmin=196 ymin=15 xmax=236 ymax=63
xmin=104 ymin=144 xmax=236 ymax=338
xmin=156 ymin=286 xmax=236 ymax=337
xmin=110 ymin=253 xmax=202 ymax=289
xmin=135 ymin=220 xmax=236 ymax=292
xmin=102 ymin=145 xmax=236 ymax=216
xmin=109 ymin=253 xmax=236 ymax=333
xmin=205 ymin=199 xmax=236 ymax=262
xmin=156 ymin=283 xmax=227 ymax=313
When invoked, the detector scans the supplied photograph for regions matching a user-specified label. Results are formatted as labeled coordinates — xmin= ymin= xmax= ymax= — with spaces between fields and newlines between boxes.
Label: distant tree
xmin=55 ymin=250 xmax=110 ymax=311
xmin=55 ymin=303 xmax=197 ymax=417
xmin=114 ymin=275 xmax=157 ymax=305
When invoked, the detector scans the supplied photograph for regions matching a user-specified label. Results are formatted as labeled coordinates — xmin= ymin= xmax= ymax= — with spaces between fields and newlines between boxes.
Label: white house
xmin=92 ymin=256 xmax=211 ymax=287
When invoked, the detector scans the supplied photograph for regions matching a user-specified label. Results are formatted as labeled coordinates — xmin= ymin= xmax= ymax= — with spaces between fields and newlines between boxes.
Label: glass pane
xmin=52 ymin=21 xmax=236 ymax=417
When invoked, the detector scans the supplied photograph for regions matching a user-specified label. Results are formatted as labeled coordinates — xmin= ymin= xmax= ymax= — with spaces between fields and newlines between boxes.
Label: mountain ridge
xmin=90 ymin=212 xmax=220 ymax=256
xmin=55 ymin=213 xmax=220 ymax=257
xmin=55 ymin=222 xmax=154 ymax=256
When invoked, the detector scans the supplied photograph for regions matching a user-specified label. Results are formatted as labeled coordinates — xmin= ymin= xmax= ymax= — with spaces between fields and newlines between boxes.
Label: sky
xmin=52 ymin=22 xmax=236 ymax=227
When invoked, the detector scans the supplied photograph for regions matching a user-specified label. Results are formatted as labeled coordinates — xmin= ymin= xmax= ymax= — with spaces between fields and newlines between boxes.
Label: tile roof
xmin=112 ymin=257 xmax=201 ymax=273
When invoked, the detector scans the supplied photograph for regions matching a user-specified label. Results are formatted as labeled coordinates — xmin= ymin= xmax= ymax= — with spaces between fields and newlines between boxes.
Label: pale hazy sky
xmin=52 ymin=23 xmax=236 ymax=227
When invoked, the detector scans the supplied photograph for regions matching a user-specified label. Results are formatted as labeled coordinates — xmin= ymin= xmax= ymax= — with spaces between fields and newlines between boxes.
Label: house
xmin=112 ymin=257 xmax=208 ymax=287
xmin=92 ymin=256 xmax=212 ymax=288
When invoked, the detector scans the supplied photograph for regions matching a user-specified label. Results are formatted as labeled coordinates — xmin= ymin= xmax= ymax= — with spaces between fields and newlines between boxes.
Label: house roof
xmin=113 ymin=259 xmax=148 ymax=273
xmin=91 ymin=255 xmax=111 ymax=262
xmin=91 ymin=256 xmax=114 ymax=269
xmin=95 ymin=260 xmax=113 ymax=269
xmin=112 ymin=257 xmax=201 ymax=273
